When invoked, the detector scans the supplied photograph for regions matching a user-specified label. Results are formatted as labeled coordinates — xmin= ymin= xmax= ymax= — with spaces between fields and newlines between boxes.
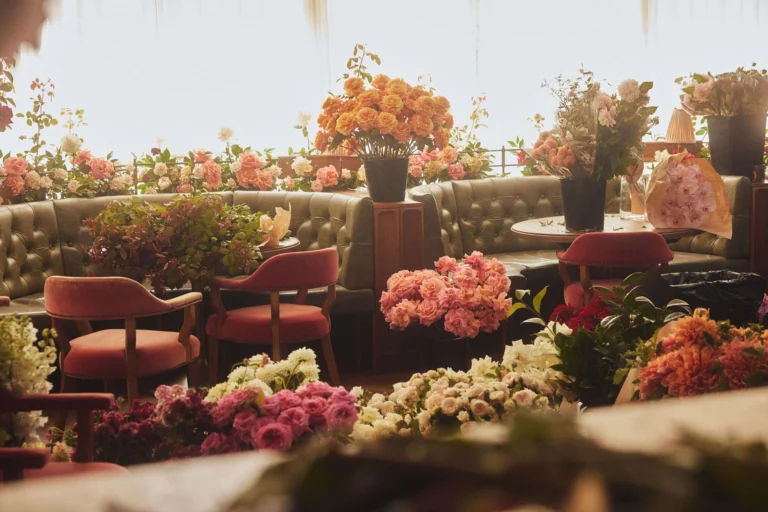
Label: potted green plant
xmin=677 ymin=65 xmax=768 ymax=179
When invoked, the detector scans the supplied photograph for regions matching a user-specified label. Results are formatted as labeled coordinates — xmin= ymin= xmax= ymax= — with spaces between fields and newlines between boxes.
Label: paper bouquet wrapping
xmin=646 ymin=152 xmax=732 ymax=239
xmin=260 ymin=205 xmax=291 ymax=248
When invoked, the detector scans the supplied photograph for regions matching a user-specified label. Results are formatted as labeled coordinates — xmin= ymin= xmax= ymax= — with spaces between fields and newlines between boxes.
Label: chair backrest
xmin=232 ymin=248 xmax=339 ymax=292
xmin=558 ymin=231 xmax=674 ymax=268
xmin=44 ymin=275 xmax=182 ymax=320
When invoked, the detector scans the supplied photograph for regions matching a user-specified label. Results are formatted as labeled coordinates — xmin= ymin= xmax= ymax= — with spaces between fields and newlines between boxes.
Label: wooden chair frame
xmin=208 ymin=282 xmax=340 ymax=387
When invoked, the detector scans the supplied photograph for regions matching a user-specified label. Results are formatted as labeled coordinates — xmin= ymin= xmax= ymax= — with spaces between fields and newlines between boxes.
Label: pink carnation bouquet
xmin=380 ymin=251 xmax=512 ymax=339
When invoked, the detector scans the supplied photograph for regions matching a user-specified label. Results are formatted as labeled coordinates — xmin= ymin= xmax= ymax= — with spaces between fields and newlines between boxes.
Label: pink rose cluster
xmin=235 ymin=150 xmax=274 ymax=191
xmin=201 ymin=382 xmax=358 ymax=454
xmin=312 ymin=165 xmax=339 ymax=191
xmin=407 ymin=146 xmax=466 ymax=181
xmin=2 ymin=156 xmax=29 ymax=196
xmin=380 ymin=251 xmax=512 ymax=339
xmin=655 ymin=161 xmax=716 ymax=228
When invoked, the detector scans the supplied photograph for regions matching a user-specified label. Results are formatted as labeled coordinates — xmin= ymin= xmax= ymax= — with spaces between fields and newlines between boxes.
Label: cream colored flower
xmin=60 ymin=134 xmax=82 ymax=154
xmin=297 ymin=112 xmax=312 ymax=129
xmin=154 ymin=163 xmax=168 ymax=176
xmin=617 ymin=79 xmax=641 ymax=103
xmin=218 ymin=127 xmax=234 ymax=142
xmin=157 ymin=177 xmax=171 ymax=190
xmin=291 ymin=156 xmax=313 ymax=177
xmin=67 ymin=180 xmax=80 ymax=192
xmin=259 ymin=214 xmax=273 ymax=232
xmin=145 ymin=186 xmax=157 ymax=194
xmin=357 ymin=164 xmax=366 ymax=182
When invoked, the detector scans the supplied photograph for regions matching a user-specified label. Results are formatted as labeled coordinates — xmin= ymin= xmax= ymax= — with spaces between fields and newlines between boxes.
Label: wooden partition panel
xmin=372 ymin=200 xmax=424 ymax=373
xmin=751 ymin=183 xmax=768 ymax=291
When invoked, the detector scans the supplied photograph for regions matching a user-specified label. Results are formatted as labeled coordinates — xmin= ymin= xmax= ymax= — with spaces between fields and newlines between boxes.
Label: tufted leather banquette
xmin=0 ymin=191 xmax=375 ymax=321
xmin=410 ymin=176 xmax=751 ymax=291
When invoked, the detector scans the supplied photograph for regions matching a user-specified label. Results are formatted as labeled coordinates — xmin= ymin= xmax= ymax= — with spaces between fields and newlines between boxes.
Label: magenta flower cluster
xmin=380 ymin=251 xmax=513 ymax=339
xmin=201 ymin=382 xmax=358 ymax=454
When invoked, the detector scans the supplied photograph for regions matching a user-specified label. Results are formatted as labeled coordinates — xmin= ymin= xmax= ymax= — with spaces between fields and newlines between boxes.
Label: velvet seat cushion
xmin=564 ymin=279 xmax=622 ymax=308
xmin=23 ymin=462 xmax=128 ymax=481
xmin=206 ymin=304 xmax=330 ymax=343
xmin=62 ymin=330 xmax=200 ymax=378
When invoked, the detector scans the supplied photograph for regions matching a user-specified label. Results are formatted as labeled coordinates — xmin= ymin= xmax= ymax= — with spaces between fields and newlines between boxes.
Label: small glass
xmin=620 ymin=174 xmax=648 ymax=220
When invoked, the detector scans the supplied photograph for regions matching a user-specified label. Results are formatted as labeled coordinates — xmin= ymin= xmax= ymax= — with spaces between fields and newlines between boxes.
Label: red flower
xmin=517 ymin=150 xmax=527 ymax=164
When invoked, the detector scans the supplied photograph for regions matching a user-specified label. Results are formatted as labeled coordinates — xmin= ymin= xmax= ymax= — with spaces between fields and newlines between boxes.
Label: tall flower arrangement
xmin=677 ymin=65 xmax=768 ymax=116
xmin=0 ymin=315 xmax=57 ymax=447
xmin=314 ymin=44 xmax=453 ymax=159
xmin=380 ymin=252 xmax=513 ymax=339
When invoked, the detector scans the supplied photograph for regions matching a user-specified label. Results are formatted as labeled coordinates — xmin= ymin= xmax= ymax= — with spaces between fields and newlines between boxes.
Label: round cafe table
xmin=260 ymin=237 xmax=301 ymax=259
xmin=510 ymin=214 xmax=698 ymax=245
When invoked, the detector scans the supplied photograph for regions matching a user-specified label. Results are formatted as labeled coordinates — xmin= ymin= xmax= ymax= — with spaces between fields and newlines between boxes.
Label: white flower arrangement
xmin=353 ymin=336 xmax=568 ymax=442
xmin=0 ymin=315 xmax=57 ymax=447
xmin=205 ymin=348 xmax=321 ymax=403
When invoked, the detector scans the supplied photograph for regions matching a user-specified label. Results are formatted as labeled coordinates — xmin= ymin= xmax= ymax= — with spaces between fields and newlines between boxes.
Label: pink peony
xmin=301 ymin=397 xmax=329 ymax=427
xmin=203 ymin=160 xmax=222 ymax=189
xmin=89 ymin=158 xmax=114 ymax=180
xmin=297 ymin=382 xmax=334 ymax=399
xmin=435 ymin=256 xmax=458 ymax=275
xmin=272 ymin=390 xmax=303 ymax=410
xmin=278 ymin=407 xmax=310 ymax=437
xmin=74 ymin=149 xmax=93 ymax=166
xmin=238 ymin=150 xmax=266 ymax=171
xmin=416 ymin=299 xmax=446 ymax=326
xmin=201 ymin=432 xmax=237 ymax=454
xmin=446 ymin=163 xmax=466 ymax=180
xmin=443 ymin=308 xmax=481 ymax=339
xmin=251 ymin=423 xmax=293 ymax=451
xmin=4 ymin=175 xmax=25 ymax=196
xmin=324 ymin=403 xmax=357 ymax=435
xmin=316 ymin=165 xmax=339 ymax=188
xmin=3 ymin=157 xmax=27 ymax=175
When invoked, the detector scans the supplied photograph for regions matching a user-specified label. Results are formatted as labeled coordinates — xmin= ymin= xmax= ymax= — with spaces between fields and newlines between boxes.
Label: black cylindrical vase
xmin=363 ymin=157 xmax=409 ymax=202
xmin=560 ymin=178 xmax=607 ymax=232
xmin=706 ymin=114 xmax=767 ymax=180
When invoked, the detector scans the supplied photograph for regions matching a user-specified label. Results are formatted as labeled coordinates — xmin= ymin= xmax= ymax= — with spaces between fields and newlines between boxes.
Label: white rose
xmin=359 ymin=407 xmax=382 ymax=424
xmin=341 ymin=168 xmax=352 ymax=180
xmin=145 ymin=187 xmax=157 ymax=194
xmin=297 ymin=111 xmax=312 ymax=129
xmin=125 ymin=162 xmax=136 ymax=173
xmin=357 ymin=164 xmax=366 ymax=182
xmin=441 ymin=397 xmax=459 ymax=415
xmin=417 ymin=410 xmax=431 ymax=432
xmin=121 ymin=174 xmax=134 ymax=185
xmin=40 ymin=177 xmax=53 ymax=188
xmin=231 ymin=161 xmax=242 ymax=173
xmin=218 ymin=127 xmax=234 ymax=142
xmin=267 ymin=165 xmax=282 ymax=178
xmin=617 ymin=79 xmax=641 ymax=103
xmin=259 ymin=214 xmax=273 ymax=232
xmin=227 ymin=178 xmax=236 ymax=188
xmin=60 ymin=134 xmax=82 ymax=154
xmin=109 ymin=177 xmax=123 ymax=190
xmin=157 ymin=177 xmax=171 ymax=190
xmin=513 ymin=389 xmax=536 ymax=407
xmin=154 ymin=163 xmax=168 ymax=176
xmin=291 ymin=156 xmax=313 ymax=177
xmin=470 ymin=399 xmax=491 ymax=416
xmin=457 ymin=410 xmax=470 ymax=423
xmin=67 ymin=180 xmax=80 ymax=192
xmin=24 ymin=170 xmax=41 ymax=189
xmin=54 ymin=168 xmax=68 ymax=180
xmin=193 ymin=166 xmax=205 ymax=178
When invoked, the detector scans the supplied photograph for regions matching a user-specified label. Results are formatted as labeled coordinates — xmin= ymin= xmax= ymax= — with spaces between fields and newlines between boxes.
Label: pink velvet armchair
xmin=44 ymin=276 xmax=203 ymax=405
xmin=206 ymin=248 xmax=340 ymax=386
xmin=558 ymin=232 xmax=674 ymax=307
xmin=0 ymin=388 xmax=126 ymax=482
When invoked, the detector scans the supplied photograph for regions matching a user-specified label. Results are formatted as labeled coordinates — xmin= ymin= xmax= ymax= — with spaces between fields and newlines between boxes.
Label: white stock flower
xmin=617 ymin=79 xmax=641 ymax=102
xmin=352 ymin=422 xmax=377 ymax=442
xmin=297 ymin=112 xmax=312 ymax=129
xmin=469 ymin=356 xmax=495 ymax=378
xmin=154 ymin=163 xmax=168 ymax=176
xmin=218 ymin=127 xmax=234 ymax=142
xmin=60 ymin=134 xmax=82 ymax=154
xmin=359 ymin=406 xmax=382 ymax=424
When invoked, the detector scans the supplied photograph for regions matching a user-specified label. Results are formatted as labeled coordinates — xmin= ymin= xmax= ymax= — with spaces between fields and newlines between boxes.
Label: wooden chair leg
xmin=186 ymin=359 xmax=201 ymax=388
xmin=320 ymin=333 xmax=340 ymax=386
xmin=208 ymin=336 xmax=219 ymax=387
xmin=53 ymin=373 xmax=76 ymax=430
xmin=126 ymin=375 xmax=139 ymax=405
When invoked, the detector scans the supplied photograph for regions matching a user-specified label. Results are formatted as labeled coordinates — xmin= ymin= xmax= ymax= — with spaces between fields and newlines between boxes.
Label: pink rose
xmin=278 ymin=407 xmax=309 ymax=438
xmin=251 ymin=423 xmax=293 ymax=451
xmin=479 ymin=313 xmax=500 ymax=333
xmin=419 ymin=276 xmax=447 ymax=301
xmin=387 ymin=300 xmax=418 ymax=329
xmin=201 ymin=432 xmax=237 ymax=455
xmin=491 ymin=293 xmax=513 ymax=320
xmin=420 ymin=147 xmax=440 ymax=162
xmin=446 ymin=163 xmax=466 ymax=180
xmin=302 ymin=397 xmax=329 ymax=427
xmin=177 ymin=182 xmax=193 ymax=193
xmin=435 ymin=256 xmax=457 ymax=276
xmin=283 ymin=176 xmax=295 ymax=190
xmin=194 ymin=150 xmax=212 ymax=163
xmin=380 ymin=291 xmax=397 ymax=314
xmin=316 ymin=165 xmax=339 ymax=188
xmin=74 ymin=149 xmax=93 ymax=166
xmin=453 ymin=266 xmax=479 ymax=289
xmin=311 ymin=179 xmax=323 ymax=192
xmin=485 ymin=258 xmax=506 ymax=277
xmin=3 ymin=157 xmax=27 ymax=176
xmin=4 ymin=175 xmax=25 ymax=196
xmin=89 ymin=158 xmax=114 ymax=180
xmin=437 ymin=287 xmax=460 ymax=309
xmin=323 ymin=403 xmax=357 ymax=435
xmin=417 ymin=299 xmax=446 ymax=326
xmin=483 ymin=273 xmax=511 ymax=297
xmin=203 ymin=160 xmax=222 ymax=189
xmin=297 ymin=382 xmax=334 ymax=399
xmin=443 ymin=308 xmax=481 ymax=339
xmin=273 ymin=390 xmax=303 ymax=410
xmin=238 ymin=150 xmax=266 ymax=171
xmin=328 ymin=389 xmax=356 ymax=405
xmin=456 ymin=286 xmax=480 ymax=308
xmin=440 ymin=146 xmax=459 ymax=164
xmin=462 ymin=251 xmax=488 ymax=272
xmin=254 ymin=169 xmax=274 ymax=191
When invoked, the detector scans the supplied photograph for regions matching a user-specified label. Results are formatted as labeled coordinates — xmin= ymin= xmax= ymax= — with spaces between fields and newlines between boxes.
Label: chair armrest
xmin=211 ymin=276 xmax=251 ymax=290
xmin=164 ymin=292 xmax=203 ymax=312
xmin=4 ymin=393 xmax=114 ymax=413
xmin=0 ymin=448 xmax=49 ymax=470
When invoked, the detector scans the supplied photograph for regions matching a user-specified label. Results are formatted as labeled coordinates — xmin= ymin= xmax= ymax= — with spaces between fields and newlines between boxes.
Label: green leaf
xmin=621 ymin=272 xmax=646 ymax=287
xmin=665 ymin=299 xmax=689 ymax=309
xmin=613 ymin=367 xmax=630 ymax=385
xmin=532 ymin=286 xmax=548 ymax=314
xmin=522 ymin=317 xmax=546 ymax=327
xmin=514 ymin=289 xmax=530 ymax=300
xmin=664 ymin=312 xmax=685 ymax=324
xmin=506 ymin=302 xmax=527 ymax=318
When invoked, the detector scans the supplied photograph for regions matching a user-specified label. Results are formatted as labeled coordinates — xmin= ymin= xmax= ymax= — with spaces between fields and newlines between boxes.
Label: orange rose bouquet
xmin=314 ymin=44 xmax=453 ymax=201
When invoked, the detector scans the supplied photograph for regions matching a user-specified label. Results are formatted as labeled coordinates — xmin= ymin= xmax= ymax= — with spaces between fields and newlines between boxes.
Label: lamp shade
xmin=665 ymin=108 xmax=696 ymax=143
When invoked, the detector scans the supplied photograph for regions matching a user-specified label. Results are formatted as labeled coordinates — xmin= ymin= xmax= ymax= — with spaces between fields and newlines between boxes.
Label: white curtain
xmin=4 ymin=0 xmax=768 ymax=161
